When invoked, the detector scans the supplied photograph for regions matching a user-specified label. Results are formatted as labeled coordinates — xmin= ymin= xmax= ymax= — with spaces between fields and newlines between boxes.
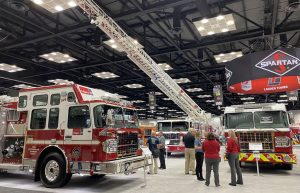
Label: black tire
xmin=167 ymin=152 xmax=171 ymax=156
xmin=90 ymin=174 xmax=106 ymax=179
xmin=40 ymin=152 xmax=70 ymax=188
xmin=283 ymin=164 xmax=293 ymax=170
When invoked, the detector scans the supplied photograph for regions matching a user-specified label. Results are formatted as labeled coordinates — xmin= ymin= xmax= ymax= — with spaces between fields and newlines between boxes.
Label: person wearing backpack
xmin=226 ymin=130 xmax=243 ymax=186
xmin=147 ymin=131 xmax=159 ymax=174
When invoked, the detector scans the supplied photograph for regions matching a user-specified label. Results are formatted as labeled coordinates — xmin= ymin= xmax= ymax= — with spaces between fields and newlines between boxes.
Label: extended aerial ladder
xmin=76 ymin=0 xmax=208 ymax=123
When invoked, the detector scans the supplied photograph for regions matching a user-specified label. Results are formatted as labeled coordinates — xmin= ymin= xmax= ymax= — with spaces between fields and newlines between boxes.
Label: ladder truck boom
xmin=76 ymin=0 xmax=207 ymax=122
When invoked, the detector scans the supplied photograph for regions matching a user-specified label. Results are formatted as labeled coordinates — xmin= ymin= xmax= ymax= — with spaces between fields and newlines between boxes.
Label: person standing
xmin=147 ymin=131 xmax=159 ymax=174
xmin=158 ymin=131 xmax=166 ymax=169
xmin=183 ymin=128 xmax=196 ymax=175
xmin=202 ymin=132 xmax=221 ymax=187
xmin=195 ymin=131 xmax=205 ymax=181
xmin=227 ymin=130 xmax=243 ymax=186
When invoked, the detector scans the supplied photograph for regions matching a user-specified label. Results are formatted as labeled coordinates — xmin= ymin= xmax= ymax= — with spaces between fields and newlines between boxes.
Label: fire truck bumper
xmin=239 ymin=153 xmax=297 ymax=164
xmin=93 ymin=156 xmax=148 ymax=174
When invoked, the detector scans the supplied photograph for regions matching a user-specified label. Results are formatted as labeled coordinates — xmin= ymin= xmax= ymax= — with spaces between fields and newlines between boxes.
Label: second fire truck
xmin=224 ymin=103 xmax=297 ymax=169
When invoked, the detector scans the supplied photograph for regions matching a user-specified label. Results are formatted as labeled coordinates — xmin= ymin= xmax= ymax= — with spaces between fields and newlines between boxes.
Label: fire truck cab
xmin=224 ymin=103 xmax=297 ymax=170
xmin=0 ymin=84 xmax=146 ymax=188
xmin=157 ymin=119 xmax=201 ymax=155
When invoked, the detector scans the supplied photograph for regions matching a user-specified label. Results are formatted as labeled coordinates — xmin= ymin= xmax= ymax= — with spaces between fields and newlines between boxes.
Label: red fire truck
xmin=0 ymin=84 xmax=146 ymax=188
xmin=224 ymin=103 xmax=297 ymax=170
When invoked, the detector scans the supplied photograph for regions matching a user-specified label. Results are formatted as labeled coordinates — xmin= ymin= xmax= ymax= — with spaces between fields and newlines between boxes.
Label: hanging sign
xmin=225 ymin=48 xmax=300 ymax=94
xmin=149 ymin=92 xmax=156 ymax=110
xmin=213 ymin=85 xmax=223 ymax=106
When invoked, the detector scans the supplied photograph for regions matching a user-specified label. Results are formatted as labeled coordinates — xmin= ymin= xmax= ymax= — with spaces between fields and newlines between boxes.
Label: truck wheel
xmin=40 ymin=152 xmax=70 ymax=188
xmin=283 ymin=164 xmax=293 ymax=170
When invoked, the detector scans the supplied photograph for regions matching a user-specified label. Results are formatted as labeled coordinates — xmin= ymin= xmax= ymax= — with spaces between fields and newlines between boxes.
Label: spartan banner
xmin=225 ymin=48 xmax=300 ymax=94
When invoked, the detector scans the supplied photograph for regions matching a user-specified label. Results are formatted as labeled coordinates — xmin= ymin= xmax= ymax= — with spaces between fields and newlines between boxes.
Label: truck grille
xmin=117 ymin=132 xmax=138 ymax=158
xmin=239 ymin=132 xmax=274 ymax=152
xmin=163 ymin=133 xmax=180 ymax=140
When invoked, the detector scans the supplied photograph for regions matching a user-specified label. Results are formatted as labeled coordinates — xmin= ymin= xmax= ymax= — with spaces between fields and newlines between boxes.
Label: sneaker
xmin=205 ymin=183 xmax=209 ymax=186
xmin=185 ymin=173 xmax=189 ymax=175
xmin=199 ymin=178 xmax=205 ymax=181
xmin=229 ymin=183 xmax=236 ymax=186
xmin=216 ymin=184 xmax=221 ymax=187
xmin=236 ymin=182 xmax=243 ymax=185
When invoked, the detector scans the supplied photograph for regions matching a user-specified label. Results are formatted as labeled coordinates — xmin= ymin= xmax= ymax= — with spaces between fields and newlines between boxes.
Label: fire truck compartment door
xmin=63 ymin=104 xmax=93 ymax=142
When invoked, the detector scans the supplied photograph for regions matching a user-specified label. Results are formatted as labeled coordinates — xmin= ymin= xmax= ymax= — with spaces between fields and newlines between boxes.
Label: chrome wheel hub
xmin=45 ymin=160 xmax=60 ymax=182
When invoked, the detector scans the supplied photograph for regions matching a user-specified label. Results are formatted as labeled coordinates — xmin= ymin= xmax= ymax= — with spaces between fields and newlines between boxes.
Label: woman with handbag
xmin=147 ymin=131 xmax=159 ymax=174
xmin=226 ymin=130 xmax=243 ymax=186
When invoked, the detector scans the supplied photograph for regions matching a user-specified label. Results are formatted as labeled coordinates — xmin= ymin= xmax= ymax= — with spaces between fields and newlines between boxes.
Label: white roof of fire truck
xmin=18 ymin=84 xmax=135 ymax=109
xmin=224 ymin=103 xmax=287 ymax=114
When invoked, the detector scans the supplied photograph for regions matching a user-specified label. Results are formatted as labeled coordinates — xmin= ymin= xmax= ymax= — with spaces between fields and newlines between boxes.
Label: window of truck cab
xmin=158 ymin=122 xmax=171 ymax=132
xmin=254 ymin=111 xmax=288 ymax=128
xmin=172 ymin=121 xmax=189 ymax=131
xmin=225 ymin=112 xmax=254 ymax=129
xmin=68 ymin=106 xmax=91 ymax=128
xmin=123 ymin=108 xmax=138 ymax=128
xmin=93 ymin=105 xmax=124 ymax=128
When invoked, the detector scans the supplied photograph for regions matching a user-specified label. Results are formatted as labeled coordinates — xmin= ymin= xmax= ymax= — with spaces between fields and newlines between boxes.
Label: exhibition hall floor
xmin=0 ymin=147 xmax=299 ymax=193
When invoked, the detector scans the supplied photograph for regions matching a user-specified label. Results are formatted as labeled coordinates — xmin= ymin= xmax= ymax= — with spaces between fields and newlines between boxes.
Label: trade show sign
xmin=225 ymin=48 xmax=300 ymax=94
xmin=213 ymin=85 xmax=223 ymax=106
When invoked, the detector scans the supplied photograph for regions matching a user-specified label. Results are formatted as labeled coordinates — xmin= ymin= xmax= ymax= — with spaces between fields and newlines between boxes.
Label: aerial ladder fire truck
xmin=0 ymin=0 xmax=209 ymax=188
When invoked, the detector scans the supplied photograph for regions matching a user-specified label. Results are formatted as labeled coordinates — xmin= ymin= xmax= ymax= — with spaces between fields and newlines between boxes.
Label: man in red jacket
xmin=202 ymin=133 xmax=220 ymax=187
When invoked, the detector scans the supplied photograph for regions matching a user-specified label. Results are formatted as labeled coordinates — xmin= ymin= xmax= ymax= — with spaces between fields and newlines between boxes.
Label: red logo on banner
xmin=255 ymin=50 xmax=300 ymax=76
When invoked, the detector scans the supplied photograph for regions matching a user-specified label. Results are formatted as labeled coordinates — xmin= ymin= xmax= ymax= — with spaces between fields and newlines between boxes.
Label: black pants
xmin=159 ymin=148 xmax=166 ymax=169
xmin=195 ymin=152 xmax=204 ymax=179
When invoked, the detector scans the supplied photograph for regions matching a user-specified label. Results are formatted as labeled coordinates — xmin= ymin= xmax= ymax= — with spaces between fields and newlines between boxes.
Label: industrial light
xmin=158 ymin=63 xmax=173 ymax=71
xmin=137 ymin=108 xmax=146 ymax=111
xmin=162 ymin=98 xmax=172 ymax=101
xmin=132 ymin=100 xmax=145 ymax=103
xmin=0 ymin=63 xmax=25 ymax=73
xmin=278 ymin=99 xmax=288 ymax=102
xmin=168 ymin=109 xmax=177 ymax=112
xmin=158 ymin=107 xmax=168 ymax=109
xmin=193 ymin=14 xmax=236 ymax=36
xmin=92 ymin=72 xmax=119 ymax=79
xmin=39 ymin=52 xmax=77 ymax=63
xmin=31 ymin=0 xmax=77 ymax=13
xmin=206 ymin=100 xmax=215 ymax=103
xmin=157 ymin=112 xmax=165 ymax=115
xmin=103 ymin=39 xmax=124 ymax=52
xmin=124 ymin=84 xmax=144 ymax=89
xmin=174 ymin=78 xmax=191 ymax=84
xmin=198 ymin=95 xmax=212 ymax=98
xmin=243 ymin=102 xmax=255 ymax=104
xmin=48 ymin=79 xmax=74 ymax=85
xmin=186 ymin=88 xmax=203 ymax=92
xmin=240 ymin=97 xmax=254 ymax=101
xmin=280 ymin=95 xmax=287 ymax=98
xmin=138 ymin=113 xmax=146 ymax=116
xmin=12 ymin=84 xmax=35 ymax=89
xmin=214 ymin=51 xmax=243 ymax=63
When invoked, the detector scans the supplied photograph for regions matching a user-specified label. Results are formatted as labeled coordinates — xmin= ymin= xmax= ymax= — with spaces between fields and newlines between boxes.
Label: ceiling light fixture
xmin=40 ymin=51 xmax=77 ymax=63
xmin=0 ymin=63 xmax=25 ymax=73
xmin=92 ymin=72 xmax=119 ymax=79
xmin=198 ymin=95 xmax=212 ymax=98
xmin=12 ymin=84 xmax=35 ymax=89
xmin=193 ymin=14 xmax=236 ymax=36
xmin=186 ymin=88 xmax=203 ymax=92
xmin=158 ymin=63 xmax=173 ymax=71
xmin=213 ymin=51 xmax=243 ymax=63
xmin=174 ymin=78 xmax=191 ymax=84
xmin=48 ymin=79 xmax=74 ymax=85
xmin=124 ymin=84 xmax=144 ymax=89
xmin=31 ymin=0 xmax=77 ymax=13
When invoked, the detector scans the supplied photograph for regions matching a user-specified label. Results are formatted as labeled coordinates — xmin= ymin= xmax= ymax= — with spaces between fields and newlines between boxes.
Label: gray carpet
xmin=0 ymin=187 xmax=52 ymax=193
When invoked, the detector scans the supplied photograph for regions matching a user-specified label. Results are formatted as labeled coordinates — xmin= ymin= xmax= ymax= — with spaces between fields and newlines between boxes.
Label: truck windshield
xmin=226 ymin=112 xmax=253 ymax=129
xmin=172 ymin=121 xmax=189 ymax=131
xmin=158 ymin=122 xmax=171 ymax=132
xmin=254 ymin=111 xmax=288 ymax=128
xmin=123 ymin=108 xmax=139 ymax=128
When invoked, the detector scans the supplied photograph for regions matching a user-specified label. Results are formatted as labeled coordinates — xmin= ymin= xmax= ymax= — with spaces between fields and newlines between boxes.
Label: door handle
xmin=88 ymin=130 xmax=92 ymax=133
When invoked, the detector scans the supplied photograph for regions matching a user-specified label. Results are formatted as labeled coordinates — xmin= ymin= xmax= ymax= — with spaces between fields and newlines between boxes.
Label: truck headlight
xmin=103 ymin=139 xmax=118 ymax=153
xmin=275 ymin=136 xmax=290 ymax=147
